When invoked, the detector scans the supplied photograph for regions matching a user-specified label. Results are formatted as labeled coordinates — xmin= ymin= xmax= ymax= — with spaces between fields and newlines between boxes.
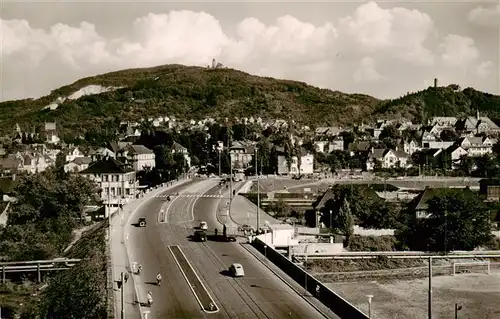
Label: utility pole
xmin=120 ymin=272 xmax=125 ymax=319
xmin=255 ymin=148 xmax=260 ymax=231
xmin=428 ymin=256 xmax=433 ymax=319
xmin=218 ymin=149 xmax=221 ymax=177
xmin=228 ymin=124 xmax=233 ymax=220
xmin=108 ymin=175 xmax=111 ymax=238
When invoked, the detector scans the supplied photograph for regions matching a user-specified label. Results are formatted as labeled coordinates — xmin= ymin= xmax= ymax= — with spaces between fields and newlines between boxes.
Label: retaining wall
xmin=251 ymin=237 xmax=368 ymax=319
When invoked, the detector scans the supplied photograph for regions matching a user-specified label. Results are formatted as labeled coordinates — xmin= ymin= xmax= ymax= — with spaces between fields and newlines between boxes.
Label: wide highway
xmin=126 ymin=178 xmax=329 ymax=318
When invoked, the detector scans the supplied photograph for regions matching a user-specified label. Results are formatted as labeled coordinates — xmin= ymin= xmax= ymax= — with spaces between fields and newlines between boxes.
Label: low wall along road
xmin=251 ymin=237 xmax=368 ymax=319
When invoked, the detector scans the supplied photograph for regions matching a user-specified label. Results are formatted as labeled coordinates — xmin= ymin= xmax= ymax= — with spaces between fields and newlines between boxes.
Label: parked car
xmin=138 ymin=218 xmax=147 ymax=227
xmin=238 ymin=224 xmax=255 ymax=233
xmin=193 ymin=230 xmax=207 ymax=242
xmin=199 ymin=221 xmax=208 ymax=230
xmin=229 ymin=263 xmax=245 ymax=277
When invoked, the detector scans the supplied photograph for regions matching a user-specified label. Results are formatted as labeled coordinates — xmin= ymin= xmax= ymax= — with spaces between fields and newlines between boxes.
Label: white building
xmin=257 ymin=224 xmax=298 ymax=247
xmin=118 ymin=145 xmax=155 ymax=171
xmin=64 ymin=156 xmax=92 ymax=173
xmin=172 ymin=141 xmax=191 ymax=168
xmin=66 ymin=147 xmax=85 ymax=162
xmin=277 ymin=152 xmax=314 ymax=175
xmin=80 ymin=157 xmax=137 ymax=216
xmin=366 ymin=149 xmax=410 ymax=171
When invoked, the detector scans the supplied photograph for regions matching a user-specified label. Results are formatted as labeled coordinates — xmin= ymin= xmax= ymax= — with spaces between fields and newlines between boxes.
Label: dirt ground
xmin=326 ymin=272 xmax=500 ymax=319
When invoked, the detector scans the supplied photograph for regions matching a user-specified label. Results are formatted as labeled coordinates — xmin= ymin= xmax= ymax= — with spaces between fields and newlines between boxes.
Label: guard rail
xmin=293 ymin=251 xmax=500 ymax=260
xmin=1 ymin=258 xmax=81 ymax=282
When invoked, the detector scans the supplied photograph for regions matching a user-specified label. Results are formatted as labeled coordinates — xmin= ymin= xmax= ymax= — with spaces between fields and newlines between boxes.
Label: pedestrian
xmin=124 ymin=272 xmax=129 ymax=283
xmin=137 ymin=264 xmax=142 ymax=275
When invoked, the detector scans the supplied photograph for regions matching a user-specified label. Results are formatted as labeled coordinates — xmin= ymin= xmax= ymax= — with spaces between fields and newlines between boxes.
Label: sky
xmin=1 ymin=0 xmax=499 ymax=102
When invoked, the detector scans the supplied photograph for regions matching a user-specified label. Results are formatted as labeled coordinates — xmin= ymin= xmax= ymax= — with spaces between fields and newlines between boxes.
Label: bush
xmin=347 ymin=235 xmax=399 ymax=251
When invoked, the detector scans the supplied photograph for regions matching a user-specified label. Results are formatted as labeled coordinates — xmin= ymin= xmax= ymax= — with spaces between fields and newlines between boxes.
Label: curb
xmin=240 ymin=243 xmax=333 ymax=319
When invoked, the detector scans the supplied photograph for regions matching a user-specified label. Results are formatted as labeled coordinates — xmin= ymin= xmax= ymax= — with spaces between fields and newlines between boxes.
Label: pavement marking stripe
xmin=168 ymin=245 xmax=219 ymax=314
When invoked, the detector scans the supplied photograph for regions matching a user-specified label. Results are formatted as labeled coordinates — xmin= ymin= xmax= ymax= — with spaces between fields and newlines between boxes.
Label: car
xmin=229 ymin=263 xmax=245 ymax=277
xmin=138 ymin=218 xmax=147 ymax=227
xmin=193 ymin=230 xmax=207 ymax=242
xmin=199 ymin=221 xmax=208 ymax=230
xmin=238 ymin=224 xmax=255 ymax=233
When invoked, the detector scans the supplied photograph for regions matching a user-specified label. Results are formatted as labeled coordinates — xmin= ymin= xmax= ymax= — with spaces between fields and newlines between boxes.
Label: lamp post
xmin=120 ymin=272 xmax=125 ymax=319
xmin=455 ymin=303 xmax=462 ymax=319
xmin=255 ymin=148 xmax=260 ymax=231
xmin=428 ymin=256 xmax=433 ymax=319
xmin=366 ymin=294 xmax=374 ymax=318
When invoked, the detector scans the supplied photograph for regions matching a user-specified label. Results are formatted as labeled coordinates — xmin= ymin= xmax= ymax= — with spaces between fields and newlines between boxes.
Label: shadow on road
xmin=219 ymin=270 xmax=233 ymax=277
xmin=144 ymin=281 xmax=159 ymax=286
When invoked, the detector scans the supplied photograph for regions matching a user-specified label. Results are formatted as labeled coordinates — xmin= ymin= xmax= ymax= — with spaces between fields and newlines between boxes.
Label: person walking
xmin=156 ymin=273 xmax=162 ymax=286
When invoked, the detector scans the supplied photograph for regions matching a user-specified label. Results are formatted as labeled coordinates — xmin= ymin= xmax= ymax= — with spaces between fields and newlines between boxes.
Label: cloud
xmin=337 ymin=1 xmax=435 ymax=66
xmin=439 ymin=34 xmax=479 ymax=67
xmin=467 ymin=4 xmax=500 ymax=27
xmin=476 ymin=61 xmax=494 ymax=78
xmin=353 ymin=57 xmax=383 ymax=82
xmin=0 ymin=4 xmax=497 ymax=102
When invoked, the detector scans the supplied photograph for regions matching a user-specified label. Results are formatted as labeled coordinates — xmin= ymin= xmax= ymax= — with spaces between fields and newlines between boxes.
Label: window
xmin=103 ymin=175 xmax=108 ymax=182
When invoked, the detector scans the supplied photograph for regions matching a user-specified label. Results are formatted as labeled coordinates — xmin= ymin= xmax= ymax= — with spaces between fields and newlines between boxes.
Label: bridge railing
xmin=1 ymin=258 xmax=81 ymax=282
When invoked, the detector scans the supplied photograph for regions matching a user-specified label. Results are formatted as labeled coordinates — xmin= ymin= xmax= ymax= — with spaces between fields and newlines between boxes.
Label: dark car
xmin=193 ymin=230 xmax=207 ymax=242
xmin=138 ymin=218 xmax=147 ymax=227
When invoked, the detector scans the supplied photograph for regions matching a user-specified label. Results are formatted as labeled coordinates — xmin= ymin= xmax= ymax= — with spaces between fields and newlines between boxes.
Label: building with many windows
xmin=80 ymin=157 xmax=137 ymax=216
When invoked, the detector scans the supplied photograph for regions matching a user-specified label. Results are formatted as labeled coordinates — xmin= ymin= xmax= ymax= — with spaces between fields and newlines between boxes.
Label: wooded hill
xmin=1 ymin=64 xmax=499 ymax=137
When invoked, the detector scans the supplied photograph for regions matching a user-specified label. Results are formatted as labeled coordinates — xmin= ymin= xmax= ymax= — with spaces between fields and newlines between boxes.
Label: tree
xmin=401 ymin=189 xmax=492 ymax=252
xmin=54 ymin=151 xmax=67 ymax=179
xmin=493 ymin=141 xmax=500 ymax=157
xmin=335 ymin=198 xmax=355 ymax=245
xmin=379 ymin=125 xmax=400 ymax=140
xmin=440 ymin=129 xmax=459 ymax=142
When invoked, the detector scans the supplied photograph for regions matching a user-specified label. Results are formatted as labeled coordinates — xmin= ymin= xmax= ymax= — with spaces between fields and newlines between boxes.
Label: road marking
xmin=155 ymin=193 xmax=224 ymax=199
xmin=157 ymin=194 xmax=181 ymax=224
xmin=168 ymin=245 xmax=219 ymax=314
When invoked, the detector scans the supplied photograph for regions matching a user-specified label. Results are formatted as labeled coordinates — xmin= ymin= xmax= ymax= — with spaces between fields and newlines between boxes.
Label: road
xmin=126 ymin=178 xmax=329 ymax=318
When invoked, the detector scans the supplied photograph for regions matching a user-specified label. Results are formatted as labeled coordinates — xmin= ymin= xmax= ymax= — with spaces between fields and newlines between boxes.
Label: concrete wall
xmin=238 ymin=181 xmax=253 ymax=194
xmin=292 ymin=243 xmax=344 ymax=254
xmin=251 ymin=237 xmax=368 ymax=319
xmin=353 ymin=225 xmax=395 ymax=236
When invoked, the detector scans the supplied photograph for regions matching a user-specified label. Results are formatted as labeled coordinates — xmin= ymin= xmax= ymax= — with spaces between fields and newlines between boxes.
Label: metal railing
xmin=293 ymin=250 xmax=500 ymax=260
xmin=1 ymin=258 xmax=81 ymax=282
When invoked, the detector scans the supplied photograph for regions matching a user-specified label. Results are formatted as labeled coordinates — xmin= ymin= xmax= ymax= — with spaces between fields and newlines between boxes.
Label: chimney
xmin=434 ymin=78 xmax=438 ymax=88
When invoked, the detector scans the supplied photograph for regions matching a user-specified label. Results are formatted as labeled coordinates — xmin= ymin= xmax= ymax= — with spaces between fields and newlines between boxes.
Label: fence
xmin=251 ymin=237 xmax=368 ymax=319
xmin=1 ymin=259 xmax=81 ymax=283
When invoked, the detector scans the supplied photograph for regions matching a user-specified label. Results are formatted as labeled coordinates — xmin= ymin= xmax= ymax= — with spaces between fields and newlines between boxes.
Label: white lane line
xmin=168 ymin=245 xmax=219 ymax=314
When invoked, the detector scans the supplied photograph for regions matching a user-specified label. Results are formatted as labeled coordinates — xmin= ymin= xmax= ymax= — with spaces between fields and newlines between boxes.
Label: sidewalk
xmin=215 ymin=180 xmax=280 ymax=231
xmin=109 ymin=179 xmax=189 ymax=319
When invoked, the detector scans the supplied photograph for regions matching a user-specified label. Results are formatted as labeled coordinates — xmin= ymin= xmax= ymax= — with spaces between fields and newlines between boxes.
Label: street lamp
xmin=366 ymin=294 xmax=374 ymax=318
xmin=455 ymin=303 xmax=462 ymax=319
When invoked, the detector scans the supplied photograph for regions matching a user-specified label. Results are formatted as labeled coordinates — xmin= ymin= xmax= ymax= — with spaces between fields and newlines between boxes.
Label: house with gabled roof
xmin=117 ymin=144 xmax=155 ymax=171
xmin=412 ymin=187 xmax=476 ymax=219
xmin=80 ymin=157 xmax=137 ymax=216
xmin=455 ymin=113 xmax=500 ymax=134
xmin=456 ymin=136 xmax=495 ymax=157
xmin=366 ymin=148 xmax=410 ymax=171
xmin=64 ymin=156 xmax=92 ymax=173
xmin=171 ymin=141 xmax=191 ymax=168
xmin=276 ymin=147 xmax=314 ymax=175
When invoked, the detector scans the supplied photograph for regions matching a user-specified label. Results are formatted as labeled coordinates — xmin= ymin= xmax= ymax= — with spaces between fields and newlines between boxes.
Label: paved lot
xmin=327 ymin=272 xmax=500 ymax=319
